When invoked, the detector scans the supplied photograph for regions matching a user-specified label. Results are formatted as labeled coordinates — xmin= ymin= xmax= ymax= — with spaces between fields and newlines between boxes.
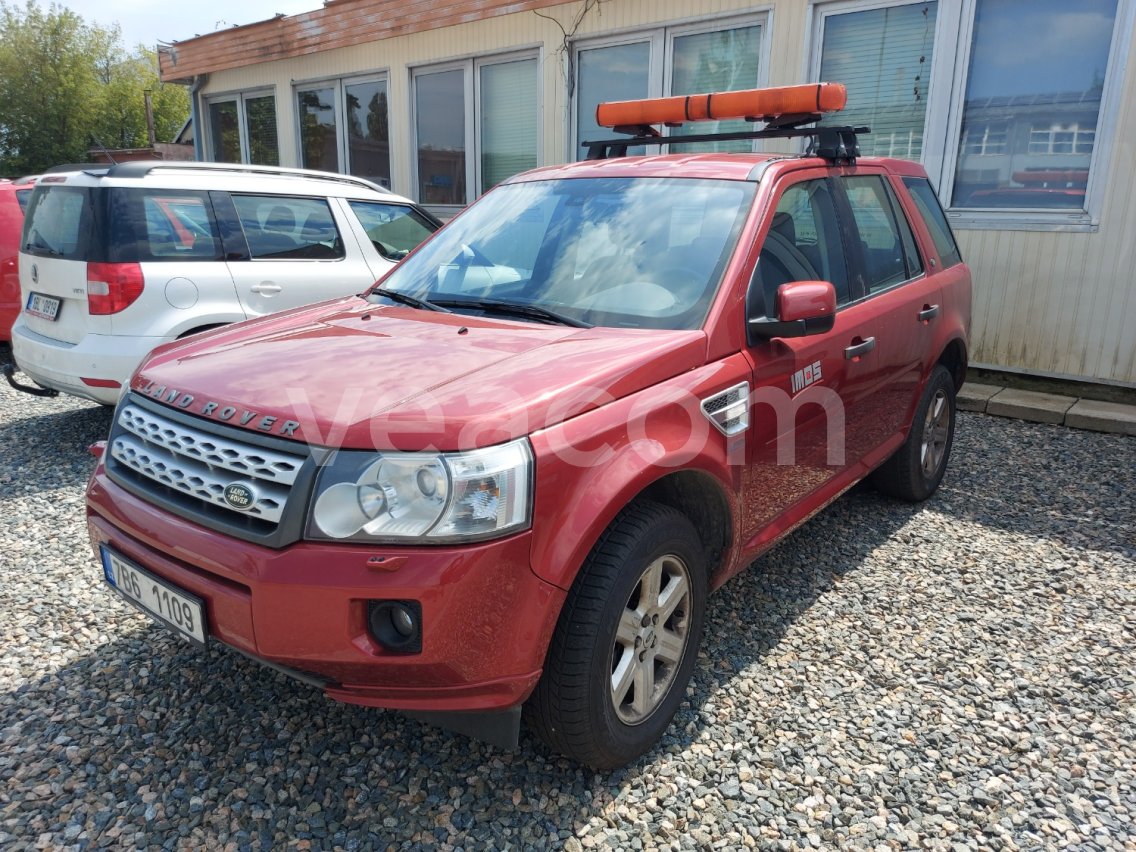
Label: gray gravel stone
xmin=1 ymin=342 xmax=1133 ymax=850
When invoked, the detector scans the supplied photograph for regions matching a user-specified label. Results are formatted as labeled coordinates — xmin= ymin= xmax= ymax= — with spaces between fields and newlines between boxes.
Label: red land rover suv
xmin=85 ymin=84 xmax=971 ymax=769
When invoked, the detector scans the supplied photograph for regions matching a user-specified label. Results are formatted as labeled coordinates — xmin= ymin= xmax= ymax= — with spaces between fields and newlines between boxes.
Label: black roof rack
xmin=582 ymin=119 xmax=870 ymax=164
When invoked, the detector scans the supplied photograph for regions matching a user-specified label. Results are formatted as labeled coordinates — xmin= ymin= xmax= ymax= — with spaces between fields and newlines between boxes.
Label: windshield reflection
xmin=371 ymin=177 xmax=756 ymax=330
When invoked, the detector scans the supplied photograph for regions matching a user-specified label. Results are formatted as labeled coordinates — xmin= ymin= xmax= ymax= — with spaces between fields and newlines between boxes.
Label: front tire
xmin=872 ymin=363 xmax=956 ymax=501
xmin=525 ymin=501 xmax=707 ymax=769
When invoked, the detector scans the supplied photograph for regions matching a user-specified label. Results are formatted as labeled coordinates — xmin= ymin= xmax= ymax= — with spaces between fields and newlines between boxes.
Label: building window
xmin=345 ymin=79 xmax=391 ymax=187
xmin=950 ymin=0 xmax=1118 ymax=211
xmin=206 ymin=92 xmax=279 ymax=166
xmin=963 ymin=123 xmax=1007 ymax=156
xmin=479 ymin=58 xmax=539 ymax=194
xmin=296 ymin=75 xmax=391 ymax=187
xmin=815 ymin=2 xmax=938 ymax=161
xmin=573 ymin=16 xmax=767 ymax=160
xmin=413 ymin=53 xmax=539 ymax=208
xmin=297 ymin=85 xmax=339 ymax=173
xmin=810 ymin=0 xmax=1129 ymax=225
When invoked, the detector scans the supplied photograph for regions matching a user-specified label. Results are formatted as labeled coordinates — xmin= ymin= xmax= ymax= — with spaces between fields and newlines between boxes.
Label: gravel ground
xmin=1 ymin=341 xmax=1133 ymax=851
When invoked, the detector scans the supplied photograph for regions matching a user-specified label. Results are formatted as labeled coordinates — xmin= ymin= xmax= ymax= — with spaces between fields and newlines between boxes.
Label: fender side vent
xmin=701 ymin=383 xmax=750 ymax=436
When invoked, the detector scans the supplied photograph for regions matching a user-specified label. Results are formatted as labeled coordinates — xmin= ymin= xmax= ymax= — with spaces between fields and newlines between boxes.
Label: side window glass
xmin=753 ymin=179 xmax=849 ymax=318
xmin=903 ymin=177 xmax=963 ymax=268
xmin=843 ymin=176 xmax=919 ymax=293
xmin=143 ymin=196 xmax=220 ymax=259
xmin=232 ymin=195 xmax=345 ymax=260
xmin=347 ymin=201 xmax=437 ymax=261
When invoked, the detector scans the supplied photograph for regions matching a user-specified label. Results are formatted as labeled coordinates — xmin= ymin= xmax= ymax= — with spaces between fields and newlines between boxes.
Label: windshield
xmin=371 ymin=177 xmax=755 ymax=330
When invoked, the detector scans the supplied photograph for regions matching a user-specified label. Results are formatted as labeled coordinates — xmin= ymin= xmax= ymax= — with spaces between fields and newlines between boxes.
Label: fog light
xmin=367 ymin=600 xmax=422 ymax=654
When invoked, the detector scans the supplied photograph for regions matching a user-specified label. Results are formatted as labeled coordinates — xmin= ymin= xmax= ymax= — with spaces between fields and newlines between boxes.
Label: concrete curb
xmin=959 ymin=383 xmax=1136 ymax=436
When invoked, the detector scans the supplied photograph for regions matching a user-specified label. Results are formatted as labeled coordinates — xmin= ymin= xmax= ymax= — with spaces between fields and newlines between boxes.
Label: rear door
xmin=18 ymin=183 xmax=93 ymax=344
xmin=222 ymin=193 xmax=379 ymax=317
xmin=834 ymin=172 xmax=941 ymax=448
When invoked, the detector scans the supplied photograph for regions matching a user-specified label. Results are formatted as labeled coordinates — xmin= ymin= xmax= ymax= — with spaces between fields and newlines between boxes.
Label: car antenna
xmin=89 ymin=133 xmax=118 ymax=165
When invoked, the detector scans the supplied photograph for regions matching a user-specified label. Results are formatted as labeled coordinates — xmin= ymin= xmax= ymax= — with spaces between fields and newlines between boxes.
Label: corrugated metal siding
xmin=188 ymin=0 xmax=1135 ymax=385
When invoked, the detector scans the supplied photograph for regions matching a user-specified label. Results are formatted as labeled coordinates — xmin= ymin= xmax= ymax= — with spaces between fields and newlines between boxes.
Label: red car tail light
xmin=87 ymin=262 xmax=144 ymax=315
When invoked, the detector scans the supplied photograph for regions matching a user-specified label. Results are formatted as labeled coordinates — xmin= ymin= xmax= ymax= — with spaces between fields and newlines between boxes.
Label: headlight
xmin=307 ymin=439 xmax=532 ymax=543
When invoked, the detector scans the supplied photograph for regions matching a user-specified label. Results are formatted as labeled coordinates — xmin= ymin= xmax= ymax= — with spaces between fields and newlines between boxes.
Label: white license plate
xmin=101 ymin=546 xmax=207 ymax=646
xmin=25 ymin=292 xmax=61 ymax=321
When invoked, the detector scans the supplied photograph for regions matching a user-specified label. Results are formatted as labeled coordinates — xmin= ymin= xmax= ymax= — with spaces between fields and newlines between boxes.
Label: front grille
xmin=106 ymin=397 xmax=313 ymax=546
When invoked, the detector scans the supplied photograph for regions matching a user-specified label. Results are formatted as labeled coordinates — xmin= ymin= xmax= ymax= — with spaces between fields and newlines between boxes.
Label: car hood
xmin=130 ymin=297 xmax=707 ymax=450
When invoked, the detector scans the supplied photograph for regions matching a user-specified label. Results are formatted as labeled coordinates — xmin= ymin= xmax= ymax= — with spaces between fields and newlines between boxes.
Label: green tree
xmin=0 ymin=1 xmax=189 ymax=175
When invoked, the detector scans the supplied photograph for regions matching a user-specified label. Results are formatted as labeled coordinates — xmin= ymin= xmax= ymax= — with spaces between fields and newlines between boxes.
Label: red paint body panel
xmin=85 ymin=152 xmax=972 ymax=722
xmin=0 ymin=183 xmax=32 ymax=341
xmin=87 ymin=461 xmax=564 ymax=710
xmin=132 ymin=298 xmax=707 ymax=450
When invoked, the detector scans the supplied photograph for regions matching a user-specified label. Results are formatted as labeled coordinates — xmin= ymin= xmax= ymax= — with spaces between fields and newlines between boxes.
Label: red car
xmin=85 ymin=85 xmax=972 ymax=768
xmin=0 ymin=176 xmax=37 ymax=341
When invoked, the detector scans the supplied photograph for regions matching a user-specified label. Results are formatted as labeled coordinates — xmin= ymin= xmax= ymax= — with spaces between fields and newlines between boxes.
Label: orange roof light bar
xmin=596 ymin=83 xmax=847 ymax=129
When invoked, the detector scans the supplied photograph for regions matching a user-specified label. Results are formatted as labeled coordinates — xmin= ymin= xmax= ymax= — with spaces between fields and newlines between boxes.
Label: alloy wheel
xmin=610 ymin=554 xmax=692 ymax=725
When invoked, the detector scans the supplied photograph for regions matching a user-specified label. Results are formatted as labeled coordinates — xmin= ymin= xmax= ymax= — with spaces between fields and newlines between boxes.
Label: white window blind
xmin=480 ymin=58 xmax=538 ymax=193
xmin=819 ymin=2 xmax=938 ymax=160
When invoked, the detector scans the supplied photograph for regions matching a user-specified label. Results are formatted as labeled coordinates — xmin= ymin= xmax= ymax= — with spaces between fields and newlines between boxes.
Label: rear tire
xmin=872 ymin=364 xmax=956 ymax=502
xmin=525 ymin=500 xmax=706 ymax=770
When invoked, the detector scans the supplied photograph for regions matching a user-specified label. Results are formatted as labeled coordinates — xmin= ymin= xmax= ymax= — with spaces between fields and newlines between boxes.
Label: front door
xmin=739 ymin=174 xmax=878 ymax=542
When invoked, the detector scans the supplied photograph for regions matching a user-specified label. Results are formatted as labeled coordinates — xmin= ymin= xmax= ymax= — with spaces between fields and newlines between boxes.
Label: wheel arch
xmin=637 ymin=469 xmax=734 ymax=587
xmin=936 ymin=337 xmax=968 ymax=391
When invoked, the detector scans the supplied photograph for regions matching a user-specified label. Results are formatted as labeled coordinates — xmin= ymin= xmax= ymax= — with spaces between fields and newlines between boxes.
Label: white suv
xmin=7 ymin=161 xmax=438 ymax=404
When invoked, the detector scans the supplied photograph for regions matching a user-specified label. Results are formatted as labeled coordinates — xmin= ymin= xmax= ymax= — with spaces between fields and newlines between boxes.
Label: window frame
xmin=410 ymin=49 xmax=542 ymax=214
xmin=292 ymin=71 xmax=393 ymax=186
xmin=807 ymin=0 xmax=1135 ymax=232
xmin=204 ymin=88 xmax=279 ymax=165
xmin=748 ymin=174 xmax=857 ymax=320
xmin=837 ymin=173 xmax=926 ymax=296
xmin=570 ymin=12 xmax=770 ymax=162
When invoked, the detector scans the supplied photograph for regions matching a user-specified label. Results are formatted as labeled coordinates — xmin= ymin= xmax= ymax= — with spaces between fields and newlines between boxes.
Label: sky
xmin=56 ymin=0 xmax=317 ymax=49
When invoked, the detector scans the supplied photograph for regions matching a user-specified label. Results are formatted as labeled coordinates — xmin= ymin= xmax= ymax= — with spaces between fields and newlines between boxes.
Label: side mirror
xmin=748 ymin=280 xmax=837 ymax=342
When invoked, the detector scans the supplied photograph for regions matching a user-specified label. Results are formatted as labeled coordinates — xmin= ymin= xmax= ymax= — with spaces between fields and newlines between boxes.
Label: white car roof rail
xmin=101 ymin=160 xmax=393 ymax=195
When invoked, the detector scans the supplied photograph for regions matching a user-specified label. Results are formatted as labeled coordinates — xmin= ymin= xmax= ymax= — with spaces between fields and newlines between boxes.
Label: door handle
xmin=918 ymin=304 xmax=940 ymax=322
xmin=250 ymin=283 xmax=282 ymax=295
xmin=844 ymin=336 xmax=876 ymax=360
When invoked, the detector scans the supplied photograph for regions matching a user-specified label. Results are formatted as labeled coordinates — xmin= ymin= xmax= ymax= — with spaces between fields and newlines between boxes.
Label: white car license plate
xmin=25 ymin=292 xmax=61 ymax=321
xmin=100 ymin=546 xmax=207 ymax=646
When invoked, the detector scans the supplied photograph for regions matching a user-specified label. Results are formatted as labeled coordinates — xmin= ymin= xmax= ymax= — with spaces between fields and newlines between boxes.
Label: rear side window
xmin=903 ymin=177 xmax=963 ymax=269
xmin=347 ymin=201 xmax=437 ymax=260
xmin=22 ymin=186 xmax=91 ymax=260
xmin=106 ymin=189 xmax=222 ymax=261
xmin=842 ymin=176 xmax=923 ymax=293
xmin=232 ymin=195 xmax=345 ymax=260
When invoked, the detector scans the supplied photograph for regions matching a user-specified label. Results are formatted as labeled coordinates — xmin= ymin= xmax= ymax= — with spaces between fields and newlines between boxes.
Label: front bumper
xmin=11 ymin=321 xmax=166 ymax=404
xmin=86 ymin=463 xmax=565 ymax=715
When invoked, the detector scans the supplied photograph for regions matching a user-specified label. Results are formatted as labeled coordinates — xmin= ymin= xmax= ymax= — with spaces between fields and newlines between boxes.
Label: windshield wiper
xmin=430 ymin=297 xmax=592 ymax=328
xmin=368 ymin=287 xmax=449 ymax=313
xmin=24 ymin=232 xmax=61 ymax=256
